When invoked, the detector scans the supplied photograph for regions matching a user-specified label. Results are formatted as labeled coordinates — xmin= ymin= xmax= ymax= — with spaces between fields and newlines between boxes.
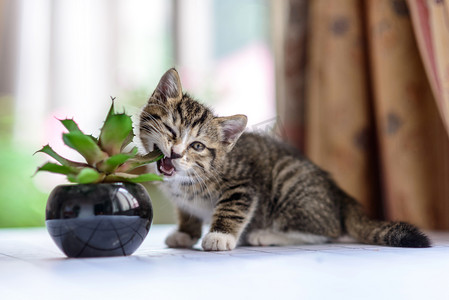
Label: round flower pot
xmin=45 ymin=182 xmax=153 ymax=258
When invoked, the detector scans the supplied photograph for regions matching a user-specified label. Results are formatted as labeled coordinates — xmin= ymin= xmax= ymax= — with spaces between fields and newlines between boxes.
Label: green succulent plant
xmin=35 ymin=99 xmax=163 ymax=184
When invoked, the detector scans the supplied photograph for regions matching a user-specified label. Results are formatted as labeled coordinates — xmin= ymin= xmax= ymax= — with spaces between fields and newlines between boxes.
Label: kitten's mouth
xmin=155 ymin=145 xmax=176 ymax=176
xmin=158 ymin=156 xmax=175 ymax=176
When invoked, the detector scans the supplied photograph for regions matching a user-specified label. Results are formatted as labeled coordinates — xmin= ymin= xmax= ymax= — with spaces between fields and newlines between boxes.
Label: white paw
xmin=201 ymin=232 xmax=237 ymax=251
xmin=165 ymin=231 xmax=198 ymax=248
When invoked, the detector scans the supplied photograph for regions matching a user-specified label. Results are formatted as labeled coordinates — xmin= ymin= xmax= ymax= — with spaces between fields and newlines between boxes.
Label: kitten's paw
xmin=165 ymin=231 xmax=198 ymax=248
xmin=202 ymin=232 xmax=236 ymax=251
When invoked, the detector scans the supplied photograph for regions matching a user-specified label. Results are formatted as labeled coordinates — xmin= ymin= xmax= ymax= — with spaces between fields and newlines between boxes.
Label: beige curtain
xmin=278 ymin=0 xmax=449 ymax=229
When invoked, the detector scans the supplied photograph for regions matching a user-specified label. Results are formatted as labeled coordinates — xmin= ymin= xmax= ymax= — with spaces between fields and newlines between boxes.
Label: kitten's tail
xmin=341 ymin=196 xmax=431 ymax=248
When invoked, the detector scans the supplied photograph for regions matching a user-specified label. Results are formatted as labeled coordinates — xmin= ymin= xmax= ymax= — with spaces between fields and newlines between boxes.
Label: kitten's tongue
xmin=158 ymin=157 xmax=175 ymax=176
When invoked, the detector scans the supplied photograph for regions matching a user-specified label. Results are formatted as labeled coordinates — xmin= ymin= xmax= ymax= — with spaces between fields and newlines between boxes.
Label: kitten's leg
xmin=202 ymin=186 xmax=256 ymax=251
xmin=165 ymin=208 xmax=202 ymax=248
xmin=247 ymin=229 xmax=329 ymax=246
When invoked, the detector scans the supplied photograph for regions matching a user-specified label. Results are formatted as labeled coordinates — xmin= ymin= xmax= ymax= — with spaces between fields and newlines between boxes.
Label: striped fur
xmin=138 ymin=69 xmax=430 ymax=251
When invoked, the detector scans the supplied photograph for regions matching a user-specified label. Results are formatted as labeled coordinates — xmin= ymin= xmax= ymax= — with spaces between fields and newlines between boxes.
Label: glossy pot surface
xmin=46 ymin=182 xmax=153 ymax=258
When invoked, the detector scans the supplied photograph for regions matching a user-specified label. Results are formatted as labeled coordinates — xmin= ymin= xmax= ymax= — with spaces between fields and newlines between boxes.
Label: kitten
xmin=138 ymin=68 xmax=430 ymax=251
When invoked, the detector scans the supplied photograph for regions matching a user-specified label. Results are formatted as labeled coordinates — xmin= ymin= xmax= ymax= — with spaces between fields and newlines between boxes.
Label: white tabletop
xmin=1 ymin=225 xmax=449 ymax=300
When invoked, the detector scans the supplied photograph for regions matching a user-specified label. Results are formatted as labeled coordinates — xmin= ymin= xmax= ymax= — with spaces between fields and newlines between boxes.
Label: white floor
xmin=1 ymin=225 xmax=449 ymax=300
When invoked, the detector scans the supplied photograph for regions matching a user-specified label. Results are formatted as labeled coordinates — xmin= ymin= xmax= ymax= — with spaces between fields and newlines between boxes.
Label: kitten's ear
xmin=151 ymin=68 xmax=183 ymax=102
xmin=214 ymin=114 xmax=247 ymax=151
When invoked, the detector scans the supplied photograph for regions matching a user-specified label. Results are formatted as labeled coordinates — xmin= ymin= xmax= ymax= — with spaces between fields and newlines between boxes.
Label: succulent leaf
xmin=121 ymin=130 xmax=135 ymax=151
xmin=60 ymin=119 xmax=82 ymax=133
xmin=36 ymin=162 xmax=78 ymax=176
xmin=138 ymin=148 xmax=164 ymax=161
xmin=67 ymin=174 xmax=78 ymax=183
xmin=35 ymin=145 xmax=87 ymax=168
xmin=59 ymin=119 xmax=98 ymax=143
xmin=63 ymin=131 xmax=108 ymax=165
xmin=99 ymin=113 xmax=133 ymax=156
xmin=100 ymin=147 xmax=138 ymax=173
xmin=117 ymin=148 xmax=163 ymax=172
xmin=76 ymin=168 xmax=101 ymax=184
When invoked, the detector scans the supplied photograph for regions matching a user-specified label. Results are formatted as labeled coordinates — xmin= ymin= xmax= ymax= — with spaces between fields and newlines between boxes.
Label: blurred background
xmin=1 ymin=0 xmax=449 ymax=230
xmin=0 ymin=0 xmax=275 ymax=226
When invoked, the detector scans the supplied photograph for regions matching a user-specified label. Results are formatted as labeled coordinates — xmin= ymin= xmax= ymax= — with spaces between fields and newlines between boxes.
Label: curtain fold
xmin=367 ymin=0 xmax=449 ymax=229
xmin=305 ymin=0 xmax=379 ymax=217
xmin=407 ymin=0 xmax=449 ymax=135
xmin=280 ymin=0 xmax=308 ymax=152
xmin=278 ymin=0 xmax=449 ymax=229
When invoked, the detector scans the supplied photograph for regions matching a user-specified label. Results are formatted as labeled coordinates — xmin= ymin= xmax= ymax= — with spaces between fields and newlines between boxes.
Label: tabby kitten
xmin=138 ymin=68 xmax=430 ymax=251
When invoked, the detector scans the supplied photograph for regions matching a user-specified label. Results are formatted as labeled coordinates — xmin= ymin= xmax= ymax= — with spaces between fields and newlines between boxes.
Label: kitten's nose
xmin=170 ymin=149 xmax=182 ymax=159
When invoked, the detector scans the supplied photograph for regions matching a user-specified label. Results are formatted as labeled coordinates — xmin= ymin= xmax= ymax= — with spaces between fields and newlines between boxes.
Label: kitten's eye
xmin=190 ymin=141 xmax=205 ymax=151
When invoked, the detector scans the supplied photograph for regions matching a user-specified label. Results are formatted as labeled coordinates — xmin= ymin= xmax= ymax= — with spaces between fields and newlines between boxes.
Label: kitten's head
xmin=139 ymin=68 xmax=247 ymax=182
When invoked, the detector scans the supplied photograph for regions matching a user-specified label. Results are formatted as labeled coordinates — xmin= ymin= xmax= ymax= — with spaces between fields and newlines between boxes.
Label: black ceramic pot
xmin=46 ymin=182 xmax=153 ymax=258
